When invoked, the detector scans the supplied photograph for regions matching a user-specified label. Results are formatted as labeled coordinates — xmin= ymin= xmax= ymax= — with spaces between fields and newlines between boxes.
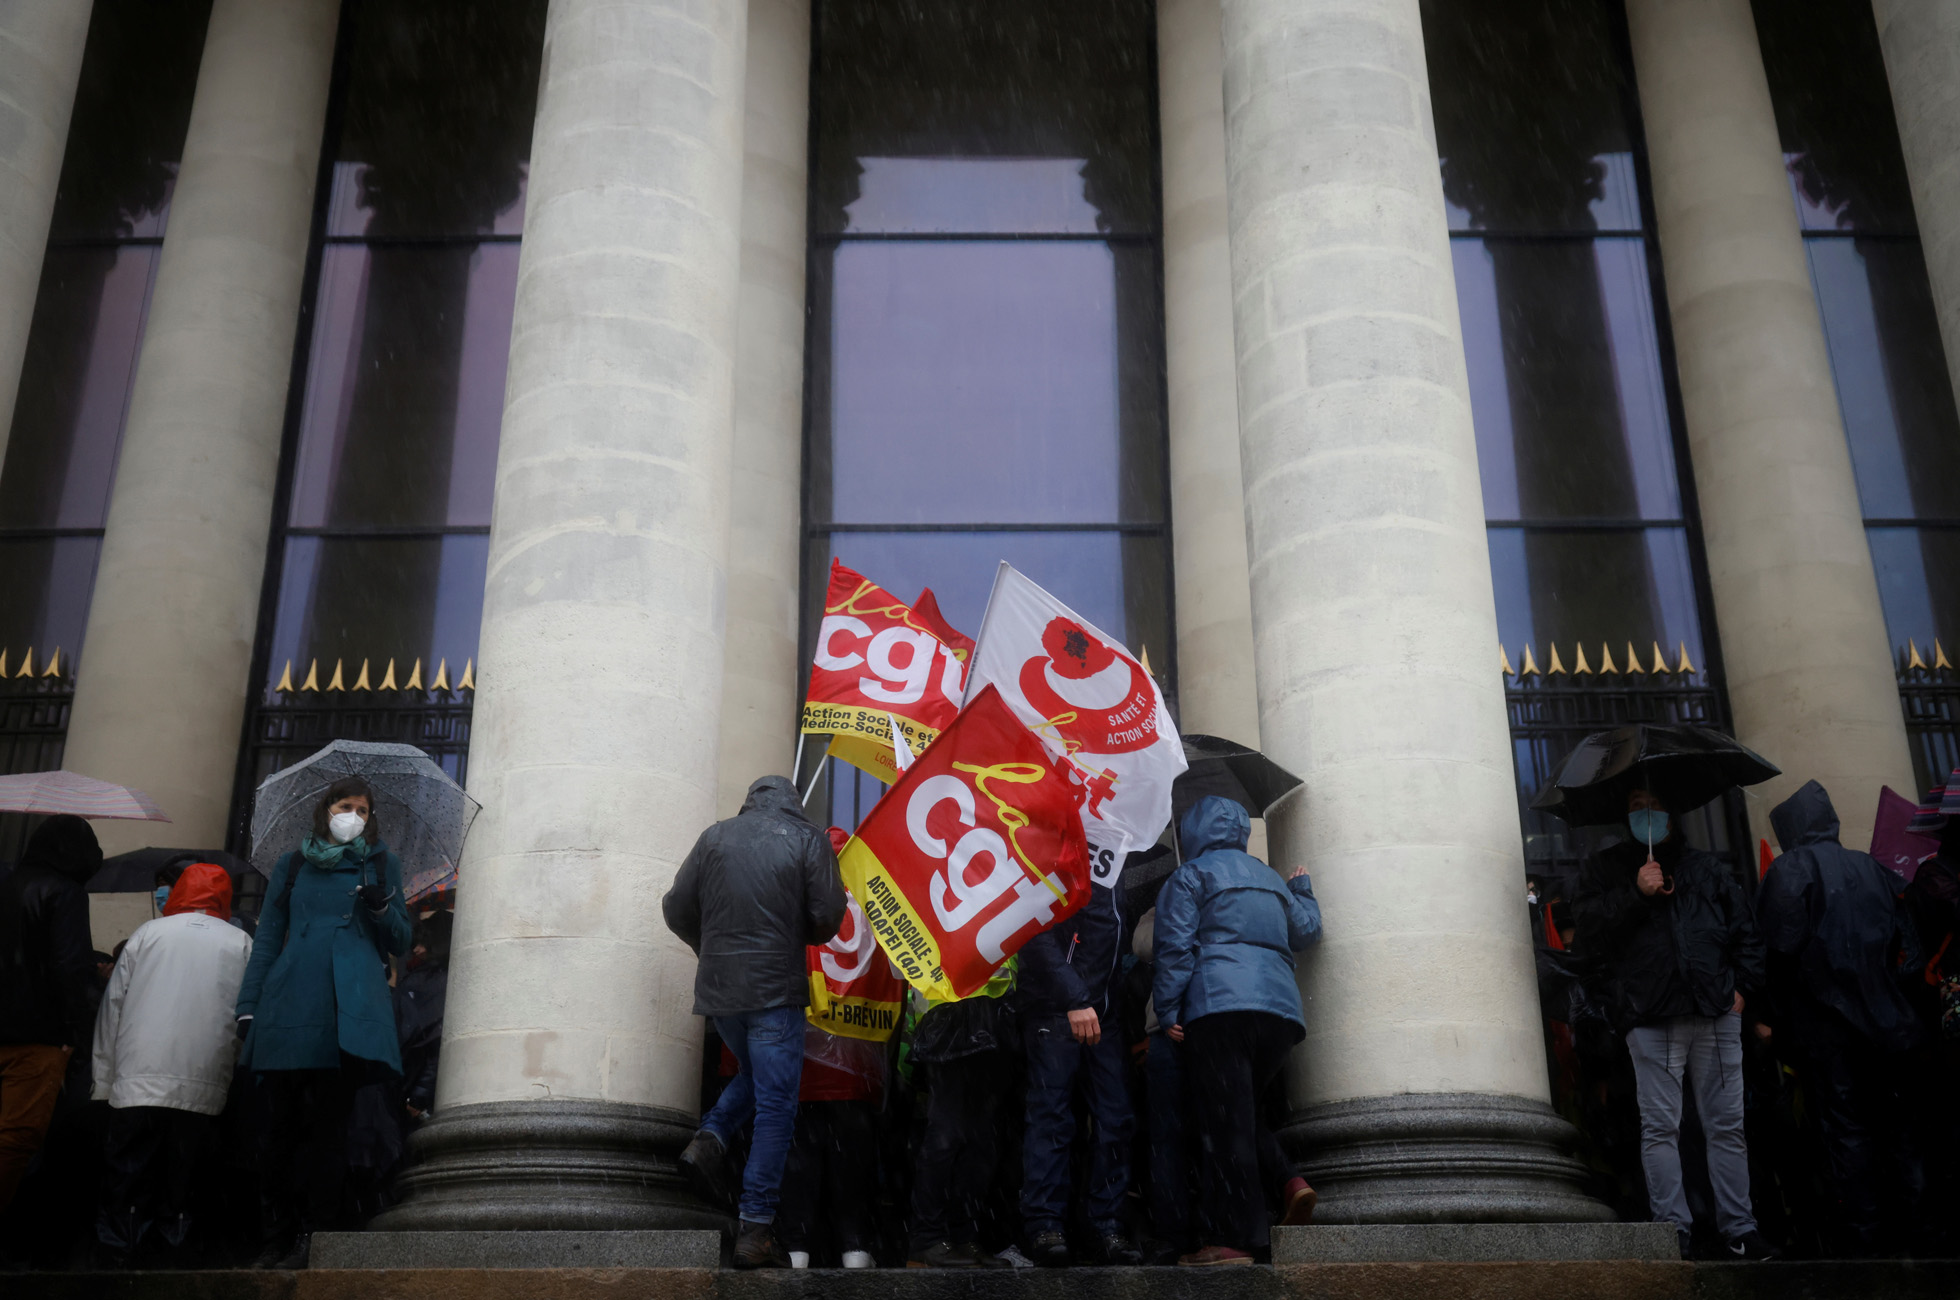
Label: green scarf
xmin=301 ymin=834 xmax=369 ymax=871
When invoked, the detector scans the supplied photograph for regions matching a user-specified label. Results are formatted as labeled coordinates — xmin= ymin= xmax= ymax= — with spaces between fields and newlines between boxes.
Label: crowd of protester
xmin=3 ymin=757 xmax=1956 ymax=1270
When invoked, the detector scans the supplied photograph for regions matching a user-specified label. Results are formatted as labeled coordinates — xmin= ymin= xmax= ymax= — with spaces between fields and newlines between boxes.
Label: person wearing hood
xmin=1152 ymin=796 xmax=1321 ymax=1267
xmin=1572 ymin=787 xmax=1774 ymax=1261
xmin=0 ymin=814 xmax=103 ymax=1212
xmin=396 ymin=909 xmax=451 ymax=1124
xmin=235 ymin=776 xmax=412 ymax=1268
xmin=663 ymin=775 xmax=847 ymax=1268
xmin=1757 ymin=780 xmax=1926 ymax=1254
xmin=90 ymin=862 xmax=253 ymax=1264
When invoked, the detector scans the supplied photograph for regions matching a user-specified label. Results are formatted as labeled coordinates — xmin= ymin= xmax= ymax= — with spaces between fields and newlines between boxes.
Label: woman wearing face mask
xmin=234 ymin=777 xmax=411 ymax=1268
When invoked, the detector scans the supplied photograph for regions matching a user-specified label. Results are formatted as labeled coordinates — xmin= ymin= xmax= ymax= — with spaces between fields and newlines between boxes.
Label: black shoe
xmin=679 ymin=1129 xmax=737 ymax=1210
xmin=732 ymin=1220 xmax=790 ymax=1269
xmin=1026 ymin=1231 xmax=1070 ymax=1267
xmin=256 ymin=1232 xmax=309 ymax=1270
xmin=1676 ymin=1229 xmax=1692 ymax=1260
xmin=909 ymin=1241 xmax=980 ymax=1268
xmin=1144 ymin=1242 xmax=1185 ymax=1266
xmin=1097 ymin=1232 xmax=1143 ymax=1266
xmin=1722 ymin=1231 xmax=1781 ymax=1262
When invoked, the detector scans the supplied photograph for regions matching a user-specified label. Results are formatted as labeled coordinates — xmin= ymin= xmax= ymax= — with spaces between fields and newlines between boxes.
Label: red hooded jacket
xmin=163 ymin=862 xmax=233 ymax=920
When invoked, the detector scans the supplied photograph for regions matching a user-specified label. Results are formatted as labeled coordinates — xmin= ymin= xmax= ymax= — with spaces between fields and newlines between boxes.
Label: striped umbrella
xmin=0 ymin=770 xmax=169 ymax=821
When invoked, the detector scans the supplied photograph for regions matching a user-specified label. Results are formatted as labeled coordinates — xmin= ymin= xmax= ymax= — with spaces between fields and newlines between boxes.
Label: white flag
xmin=963 ymin=563 xmax=1186 ymax=886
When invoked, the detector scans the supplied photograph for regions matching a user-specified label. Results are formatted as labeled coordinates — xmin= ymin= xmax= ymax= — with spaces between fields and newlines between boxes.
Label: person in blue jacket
xmin=235 ymin=776 xmax=411 ymax=1268
xmin=1152 ymin=796 xmax=1321 ymax=1266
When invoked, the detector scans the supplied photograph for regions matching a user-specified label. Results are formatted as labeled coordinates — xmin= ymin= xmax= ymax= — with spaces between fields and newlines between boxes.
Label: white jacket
xmin=92 ymin=912 xmax=253 ymax=1114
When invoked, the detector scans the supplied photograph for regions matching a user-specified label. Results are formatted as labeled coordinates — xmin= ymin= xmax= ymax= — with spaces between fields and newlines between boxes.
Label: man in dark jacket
xmin=662 ymin=776 xmax=846 ymax=1268
xmin=1014 ymin=868 xmax=1140 ymax=1267
xmin=1572 ymin=788 xmax=1774 ymax=1260
xmin=0 ymin=815 xmax=103 ymax=1211
xmin=1757 ymin=781 xmax=1925 ymax=1254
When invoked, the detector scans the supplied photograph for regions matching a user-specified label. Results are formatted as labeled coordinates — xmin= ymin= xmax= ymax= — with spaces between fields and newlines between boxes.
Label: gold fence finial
xmin=1546 ymin=643 xmax=1567 ymax=674
xmin=326 ymin=659 xmax=346 ymax=691
xmin=1650 ymin=641 xmax=1668 ymax=674
xmin=16 ymin=648 xmax=32 ymax=678
xmin=432 ymin=659 xmax=449 ymax=691
xmin=407 ymin=658 xmax=424 ymax=690
xmin=459 ymin=659 xmax=475 ymax=691
xmin=1938 ymin=639 xmax=1953 ymax=671
xmin=1573 ymin=643 xmax=1593 ymax=675
xmin=352 ymin=659 xmax=372 ymax=691
xmin=1501 ymin=644 xmax=1515 ymax=677
xmin=1139 ymin=645 xmax=1153 ymax=676
xmin=1599 ymin=642 xmax=1618 ymax=674
xmin=301 ymin=659 xmax=320 ymax=691
xmin=276 ymin=661 xmax=294 ymax=693
xmin=1520 ymin=644 xmax=1541 ymax=677
xmin=1677 ymin=641 xmax=1696 ymax=674
xmin=1626 ymin=641 xmax=1642 ymax=674
xmin=380 ymin=659 xmax=398 ymax=690
xmin=1908 ymin=639 xmax=1928 ymax=670
xmin=42 ymin=649 xmax=60 ymax=678
xmin=0 ymin=650 xmax=9 ymax=677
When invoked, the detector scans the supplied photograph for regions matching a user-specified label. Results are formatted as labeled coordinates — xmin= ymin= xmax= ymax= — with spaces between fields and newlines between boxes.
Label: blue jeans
xmin=1020 ymin=1011 xmax=1135 ymax=1236
xmin=701 ymin=1005 xmax=806 ymax=1224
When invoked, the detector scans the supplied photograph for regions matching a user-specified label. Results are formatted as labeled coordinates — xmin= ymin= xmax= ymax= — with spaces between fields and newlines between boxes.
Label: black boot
xmin=732 ymin=1220 xmax=790 ymax=1269
xmin=679 ymin=1130 xmax=737 ymax=1210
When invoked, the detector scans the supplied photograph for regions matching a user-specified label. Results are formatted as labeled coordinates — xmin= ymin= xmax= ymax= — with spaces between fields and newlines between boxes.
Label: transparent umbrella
xmin=251 ymin=741 xmax=479 ymax=901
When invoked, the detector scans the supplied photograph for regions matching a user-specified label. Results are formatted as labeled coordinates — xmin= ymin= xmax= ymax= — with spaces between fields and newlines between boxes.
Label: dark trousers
xmin=97 ymin=1106 xmax=212 ymax=1252
xmin=1020 ymin=1011 xmax=1135 ymax=1237
xmin=1185 ymin=1010 xmax=1298 ymax=1252
xmin=1798 ymin=1041 xmax=1926 ymax=1253
xmin=911 ymin=1052 xmax=1010 ymax=1252
xmin=257 ymin=1062 xmax=360 ymax=1240
xmin=1143 ymin=1030 xmax=1192 ymax=1247
xmin=778 ymin=1099 xmax=878 ymax=1258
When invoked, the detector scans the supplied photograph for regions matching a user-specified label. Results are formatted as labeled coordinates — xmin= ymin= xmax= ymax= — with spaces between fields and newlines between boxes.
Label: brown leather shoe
xmin=732 ymin=1220 xmax=790 ymax=1269
xmin=1280 ymin=1176 xmax=1318 ymax=1226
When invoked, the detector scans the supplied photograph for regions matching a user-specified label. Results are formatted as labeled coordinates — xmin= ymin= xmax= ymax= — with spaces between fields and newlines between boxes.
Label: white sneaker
xmin=841 ymin=1250 xmax=874 ymax=1269
xmin=994 ymin=1244 xmax=1037 ymax=1269
xmin=789 ymin=1251 xmax=810 ymax=1269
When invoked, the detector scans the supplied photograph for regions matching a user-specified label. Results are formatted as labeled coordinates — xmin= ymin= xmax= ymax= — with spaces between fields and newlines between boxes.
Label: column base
xmin=369 ymin=1099 xmax=726 ymax=1232
xmin=1280 ymin=1092 xmax=1615 ymax=1224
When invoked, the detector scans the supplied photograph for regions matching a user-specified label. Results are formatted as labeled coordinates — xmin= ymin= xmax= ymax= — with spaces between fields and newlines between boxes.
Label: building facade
xmin=2 ymin=0 xmax=1957 ymax=1225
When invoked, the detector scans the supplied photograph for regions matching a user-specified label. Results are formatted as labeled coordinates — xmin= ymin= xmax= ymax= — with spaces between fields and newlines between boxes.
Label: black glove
xmin=357 ymin=883 xmax=391 ymax=912
xmin=236 ymin=1016 xmax=252 ymax=1041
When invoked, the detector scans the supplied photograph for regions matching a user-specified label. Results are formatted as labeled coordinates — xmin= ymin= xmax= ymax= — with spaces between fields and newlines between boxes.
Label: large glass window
xmin=805 ymin=0 xmax=1169 ymax=828
xmin=1756 ymin=0 xmax=1960 ymax=792
xmin=1423 ymin=0 xmax=1734 ymax=875
xmin=246 ymin=0 xmax=544 ymax=787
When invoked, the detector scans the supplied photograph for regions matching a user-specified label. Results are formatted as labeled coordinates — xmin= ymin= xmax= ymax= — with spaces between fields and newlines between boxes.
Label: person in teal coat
xmin=236 ymin=776 xmax=411 ymax=1267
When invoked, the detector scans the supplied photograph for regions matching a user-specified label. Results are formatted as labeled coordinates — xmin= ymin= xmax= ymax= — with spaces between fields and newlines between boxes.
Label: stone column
xmin=61 ymin=0 xmax=340 ymax=855
xmin=0 ymin=0 xmax=94 ymax=469
xmin=716 ymin=0 xmax=809 ymax=819
xmin=1158 ymin=0 xmax=1260 ymax=752
xmin=1220 ymin=0 xmax=1606 ymax=1221
xmin=1873 ymin=2 xmax=1960 ymax=424
xmin=1626 ymin=0 xmax=1915 ymax=850
xmin=379 ymin=0 xmax=747 ymax=1231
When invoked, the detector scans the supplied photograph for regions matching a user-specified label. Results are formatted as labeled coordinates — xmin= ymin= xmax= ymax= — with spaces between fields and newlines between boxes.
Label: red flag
xmin=1758 ymin=838 xmax=1774 ymax=881
xmin=804 ymin=560 xmax=969 ymax=782
xmin=806 ymin=886 xmax=906 ymax=1042
xmin=913 ymin=587 xmax=975 ymax=658
xmin=838 ymin=684 xmax=1090 ymax=999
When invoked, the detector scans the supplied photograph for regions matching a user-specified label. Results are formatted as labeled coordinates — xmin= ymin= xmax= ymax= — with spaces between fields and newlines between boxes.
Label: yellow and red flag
xmin=838 ymin=684 xmax=1091 ymax=999
xmin=803 ymin=560 xmax=970 ymax=782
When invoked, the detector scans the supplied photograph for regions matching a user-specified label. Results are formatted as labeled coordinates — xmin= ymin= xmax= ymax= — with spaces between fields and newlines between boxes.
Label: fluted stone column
xmin=1159 ymin=0 xmax=1260 ymax=753
xmin=0 ymin=0 xmax=94 ymax=474
xmin=716 ymin=0 xmax=809 ymax=819
xmin=1873 ymin=2 xmax=1960 ymax=419
xmin=62 ymin=0 xmax=339 ymax=855
xmin=1220 ymin=0 xmax=1606 ymax=1222
xmin=1626 ymin=0 xmax=1915 ymax=850
xmin=379 ymin=0 xmax=747 ymax=1231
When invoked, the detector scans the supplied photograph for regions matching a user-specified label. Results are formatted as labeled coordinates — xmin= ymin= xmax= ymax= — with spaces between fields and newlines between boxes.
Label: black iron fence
xmin=1901 ymin=665 xmax=1960 ymax=797
xmin=0 ymin=674 xmax=73 ymax=865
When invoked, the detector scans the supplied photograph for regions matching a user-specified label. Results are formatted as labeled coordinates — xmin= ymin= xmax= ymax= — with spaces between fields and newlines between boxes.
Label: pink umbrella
xmin=0 ymin=770 xmax=169 ymax=822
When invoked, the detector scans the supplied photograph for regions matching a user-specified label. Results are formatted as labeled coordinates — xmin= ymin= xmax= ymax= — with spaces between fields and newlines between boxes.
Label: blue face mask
xmin=154 ymin=885 xmax=171 ymax=913
xmin=1628 ymin=810 xmax=1670 ymax=847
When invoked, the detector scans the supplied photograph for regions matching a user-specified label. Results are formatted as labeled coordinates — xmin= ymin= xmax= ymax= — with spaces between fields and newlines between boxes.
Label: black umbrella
xmin=1531 ymin=724 xmax=1779 ymax=826
xmin=88 ymin=847 xmax=255 ymax=894
xmin=1174 ymin=734 xmax=1302 ymax=821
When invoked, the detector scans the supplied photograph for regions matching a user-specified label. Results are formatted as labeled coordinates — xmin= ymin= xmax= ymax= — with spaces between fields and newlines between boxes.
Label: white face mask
xmin=328 ymin=810 xmax=367 ymax=844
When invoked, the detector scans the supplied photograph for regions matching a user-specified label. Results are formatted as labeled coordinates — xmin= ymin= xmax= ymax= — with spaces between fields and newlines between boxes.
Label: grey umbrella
xmin=251 ymin=741 xmax=479 ymax=902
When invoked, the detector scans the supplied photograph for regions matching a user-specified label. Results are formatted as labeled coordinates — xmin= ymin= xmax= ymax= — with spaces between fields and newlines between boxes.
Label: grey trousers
xmin=1625 ymin=1012 xmax=1757 ymax=1239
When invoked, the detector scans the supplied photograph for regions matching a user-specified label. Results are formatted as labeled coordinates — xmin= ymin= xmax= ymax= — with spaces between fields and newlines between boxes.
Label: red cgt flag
xmin=803 ymin=560 xmax=970 ymax=783
xmin=838 ymin=684 xmax=1091 ymax=999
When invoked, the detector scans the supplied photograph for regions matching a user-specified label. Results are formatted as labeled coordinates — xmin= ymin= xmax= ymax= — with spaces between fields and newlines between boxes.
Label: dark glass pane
xmin=1808 ymin=239 xmax=1960 ymax=520
xmin=1868 ymin=527 xmax=1960 ymax=664
xmin=813 ymin=0 xmax=1157 ymax=235
xmin=1455 ymin=238 xmax=1680 ymax=521
xmin=46 ymin=0 xmax=210 ymax=240
xmin=327 ymin=0 xmax=546 ymax=238
xmin=1754 ymin=0 xmax=1918 ymax=234
xmin=1488 ymin=526 xmax=1705 ymax=673
xmin=813 ymin=242 xmax=1161 ymax=525
xmin=262 ymin=535 xmax=489 ymax=702
xmin=0 ymin=246 xmax=158 ymax=528
xmin=814 ymin=531 xmax=1170 ymax=670
xmin=1422 ymin=0 xmax=1641 ymax=232
xmin=287 ymin=243 xmax=518 ymax=528
xmin=0 ymin=538 xmax=100 ymax=669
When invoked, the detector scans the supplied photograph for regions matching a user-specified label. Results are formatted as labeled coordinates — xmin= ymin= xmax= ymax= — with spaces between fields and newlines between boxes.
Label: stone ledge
xmin=1273 ymin=1222 xmax=1681 ymax=1263
xmin=309 ymin=1230 xmax=722 ymax=1270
